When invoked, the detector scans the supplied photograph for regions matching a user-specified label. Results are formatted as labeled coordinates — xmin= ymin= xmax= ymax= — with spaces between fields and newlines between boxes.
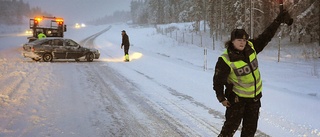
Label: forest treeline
xmin=0 ymin=0 xmax=50 ymax=25
xmin=131 ymin=0 xmax=319 ymax=43
xmin=88 ymin=11 xmax=131 ymax=25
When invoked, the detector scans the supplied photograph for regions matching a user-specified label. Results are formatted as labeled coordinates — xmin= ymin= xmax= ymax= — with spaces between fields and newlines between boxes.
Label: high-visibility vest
xmin=38 ymin=33 xmax=46 ymax=39
xmin=220 ymin=41 xmax=262 ymax=98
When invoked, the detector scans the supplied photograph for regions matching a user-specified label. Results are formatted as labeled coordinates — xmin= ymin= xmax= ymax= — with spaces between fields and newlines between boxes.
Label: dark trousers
xmin=219 ymin=98 xmax=261 ymax=137
xmin=123 ymin=45 xmax=129 ymax=55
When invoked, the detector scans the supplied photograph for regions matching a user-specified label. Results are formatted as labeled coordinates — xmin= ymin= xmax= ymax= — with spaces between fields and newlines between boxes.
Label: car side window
xmin=52 ymin=39 xmax=64 ymax=46
xmin=41 ymin=40 xmax=51 ymax=45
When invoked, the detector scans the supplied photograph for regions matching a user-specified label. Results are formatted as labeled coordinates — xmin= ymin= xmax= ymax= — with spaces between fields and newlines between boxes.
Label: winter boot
xmin=125 ymin=54 xmax=130 ymax=62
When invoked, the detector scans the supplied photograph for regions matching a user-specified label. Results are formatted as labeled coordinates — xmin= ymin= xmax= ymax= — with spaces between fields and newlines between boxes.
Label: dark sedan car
xmin=22 ymin=38 xmax=100 ymax=62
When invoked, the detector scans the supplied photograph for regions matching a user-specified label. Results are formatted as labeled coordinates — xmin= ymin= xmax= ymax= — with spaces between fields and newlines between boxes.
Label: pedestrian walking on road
xmin=213 ymin=10 xmax=293 ymax=137
xmin=121 ymin=30 xmax=130 ymax=62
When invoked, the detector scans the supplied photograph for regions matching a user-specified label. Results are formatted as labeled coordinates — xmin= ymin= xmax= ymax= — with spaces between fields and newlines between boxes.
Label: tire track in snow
xmin=88 ymin=28 xmax=219 ymax=136
xmin=90 ymin=27 xmax=270 ymax=136
xmin=86 ymin=27 xmax=220 ymax=136
xmin=133 ymin=69 xmax=222 ymax=135
xmin=80 ymin=27 xmax=219 ymax=136
xmin=79 ymin=26 xmax=112 ymax=48
xmin=0 ymin=47 xmax=57 ymax=136
xmin=132 ymin=69 xmax=270 ymax=137
xmin=85 ymin=63 xmax=193 ymax=136
xmin=80 ymin=27 xmax=192 ymax=136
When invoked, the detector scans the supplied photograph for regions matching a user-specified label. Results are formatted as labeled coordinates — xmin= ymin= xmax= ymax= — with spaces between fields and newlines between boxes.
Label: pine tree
xmin=129 ymin=0 xmax=319 ymax=44
xmin=190 ymin=0 xmax=203 ymax=32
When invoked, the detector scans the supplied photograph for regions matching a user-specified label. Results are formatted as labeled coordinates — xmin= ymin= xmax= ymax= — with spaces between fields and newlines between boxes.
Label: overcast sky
xmin=24 ymin=0 xmax=131 ymax=24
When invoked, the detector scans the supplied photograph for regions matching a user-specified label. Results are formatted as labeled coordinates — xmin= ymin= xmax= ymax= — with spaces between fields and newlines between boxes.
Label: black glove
xmin=275 ymin=10 xmax=293 ymax=26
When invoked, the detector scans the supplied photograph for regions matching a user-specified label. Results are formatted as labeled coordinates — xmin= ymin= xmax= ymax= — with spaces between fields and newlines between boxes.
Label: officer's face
xmin=232 ymin=39 xmax=247 ymax=51
xmin=121 ymin=32 xmax=125 ymax=36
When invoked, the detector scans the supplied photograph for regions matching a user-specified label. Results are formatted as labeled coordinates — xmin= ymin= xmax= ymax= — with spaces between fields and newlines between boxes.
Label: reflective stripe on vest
xmin=220 ymin=41 xmax=262 ymax=98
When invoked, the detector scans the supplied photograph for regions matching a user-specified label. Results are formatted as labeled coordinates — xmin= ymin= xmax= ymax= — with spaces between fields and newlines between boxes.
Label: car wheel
xmin=43 ymin=53 xmax=53 ymax=62
xmin=32 ymin=58 xmax=41 ymax=61
xmin=86 ymin=52 xmax=94 ymax=62
xmin=75 ymin=58 xmax=80 ymax=62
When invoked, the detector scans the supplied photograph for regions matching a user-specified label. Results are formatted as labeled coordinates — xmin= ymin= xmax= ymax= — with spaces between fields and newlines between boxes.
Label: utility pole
xmin=278 ymin=35 xmax=281 ymax=62
xmin=204 ymin=47 xmax=207 ymax=71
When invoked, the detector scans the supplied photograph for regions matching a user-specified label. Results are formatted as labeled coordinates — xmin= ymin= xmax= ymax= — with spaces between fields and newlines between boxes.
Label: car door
xmin=39 ymin=39 xmax=52 ymax=52
xmin=65 ymin=39 xmax=83 ymax=59
xmin=52 ymin=39 xmax=67 ymax=59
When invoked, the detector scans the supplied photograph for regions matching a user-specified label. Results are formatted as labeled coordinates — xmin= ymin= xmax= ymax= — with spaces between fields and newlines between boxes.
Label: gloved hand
xmin=121 ymin=45 xmax=123 ymax=49
xmin=275 ymin=10 xmax=293 ymax=26
xmin=221 ymin=100 xmax=231 ymax=107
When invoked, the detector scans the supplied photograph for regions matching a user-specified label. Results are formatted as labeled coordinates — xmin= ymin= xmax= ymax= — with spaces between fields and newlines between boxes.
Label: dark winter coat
xmin=213 ymin=19 xmax=282 ymax=103
xmin=122 ymin=34 xmax=130 ymax=47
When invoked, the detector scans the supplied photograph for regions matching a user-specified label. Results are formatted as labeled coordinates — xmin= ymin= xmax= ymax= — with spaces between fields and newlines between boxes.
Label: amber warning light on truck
xmin=55 ymin=18 xmax=64 ymax=25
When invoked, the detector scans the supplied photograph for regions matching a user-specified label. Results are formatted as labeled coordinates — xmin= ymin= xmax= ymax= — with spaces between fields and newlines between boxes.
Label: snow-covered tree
xmin=0 ymin=0 xmax=49 ymax=25
xmin=291 ymin=0 xmax=319 ymax=43
xmin=130 ymin=0 xmax=319 ymax=44
xmin=190 ymin=0 xmax=203 ymax=32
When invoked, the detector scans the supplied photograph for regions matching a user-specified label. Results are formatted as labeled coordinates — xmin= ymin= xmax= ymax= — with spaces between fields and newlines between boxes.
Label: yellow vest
xmin=220 ymin=41 xmax=262 ymax=98
xmin=38 ymin=33 xmax=46 ymax=39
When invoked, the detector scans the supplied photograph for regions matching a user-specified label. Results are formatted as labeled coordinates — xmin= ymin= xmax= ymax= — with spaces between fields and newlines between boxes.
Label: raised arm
xmin=251 ymin=11 xmax=293 ymax=54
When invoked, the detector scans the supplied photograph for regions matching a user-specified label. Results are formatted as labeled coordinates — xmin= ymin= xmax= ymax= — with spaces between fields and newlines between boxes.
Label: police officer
xmin=213 ymin=11 xmax=293 ymax=137
xmin=37 ymin=31 xmax=46 ymax=39
xmin=121 ymin=30 xmax=130 ymax=61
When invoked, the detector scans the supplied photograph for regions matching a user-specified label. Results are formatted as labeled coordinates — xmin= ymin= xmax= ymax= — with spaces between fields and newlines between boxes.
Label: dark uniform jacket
xmin=213 ymin=19 xmax=282 ymax=103
xmin=122 ymin=34 xmax=130 ymax=47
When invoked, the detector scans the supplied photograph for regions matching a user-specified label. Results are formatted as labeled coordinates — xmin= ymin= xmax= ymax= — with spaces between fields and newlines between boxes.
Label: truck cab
xmin=28 ymin=16 xmax=67 ymax=42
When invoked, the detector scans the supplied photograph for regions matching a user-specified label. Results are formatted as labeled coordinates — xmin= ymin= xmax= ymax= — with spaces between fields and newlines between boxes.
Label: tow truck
xmin=28 ymin=16 xmax=67 ymax=42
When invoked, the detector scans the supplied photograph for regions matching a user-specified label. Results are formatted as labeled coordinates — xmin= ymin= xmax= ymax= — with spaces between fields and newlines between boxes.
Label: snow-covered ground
xmin=0 ymin=23 xmax=319 ymax=137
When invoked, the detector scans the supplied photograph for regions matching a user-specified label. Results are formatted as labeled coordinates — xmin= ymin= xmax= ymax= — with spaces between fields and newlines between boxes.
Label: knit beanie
xmin=231 ymin=29 xmax=249 ymax=41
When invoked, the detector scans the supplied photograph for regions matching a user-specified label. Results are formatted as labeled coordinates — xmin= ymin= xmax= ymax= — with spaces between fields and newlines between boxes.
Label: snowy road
xmin=76 ymin=27 xmax=219 ymax=136
xmin=0 ymin=27 xmax=223 ymax=137
xmin=1 ymin=24 xmax=319 ymax=137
